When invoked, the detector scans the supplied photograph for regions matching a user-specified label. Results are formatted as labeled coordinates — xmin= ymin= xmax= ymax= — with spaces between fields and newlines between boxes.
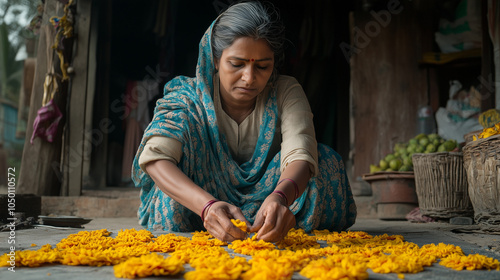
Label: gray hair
xmin=212 ymin=1 xmax=285 ymax=84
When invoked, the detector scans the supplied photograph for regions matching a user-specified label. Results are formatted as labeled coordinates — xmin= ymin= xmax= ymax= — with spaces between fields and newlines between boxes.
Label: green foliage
xmin=0 ymin=22 xmax=23 ymax=101
xmin=0 ymin=0 xmax=39 ymax=102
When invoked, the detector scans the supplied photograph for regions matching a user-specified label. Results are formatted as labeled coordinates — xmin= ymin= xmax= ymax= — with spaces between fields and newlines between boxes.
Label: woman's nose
xmin=241 ymin=66 xmax=255 ymax=84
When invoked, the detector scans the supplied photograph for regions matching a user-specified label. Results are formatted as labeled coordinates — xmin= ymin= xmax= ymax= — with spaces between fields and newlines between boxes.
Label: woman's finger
xmin=204 ymin=217 xmax=231 ymax=241
xmin=227 ymin=206 xmax=250 ymax=227
xmin=219 ymin=214 xmax=248 ymax=240
xmin=204 ymin=202 xmax=248 ymax=241
xmin=257 ymin=207 xmax=296 ymax=242
xmin=248 ymin=208 xmax=265 ymax=233
xmin=257 ymin=210 xmax=277 ymax=239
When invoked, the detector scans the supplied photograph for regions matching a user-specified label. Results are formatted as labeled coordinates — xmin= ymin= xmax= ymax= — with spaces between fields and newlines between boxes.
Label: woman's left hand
xmin=248 ymin=194 xmax=295 ymax=242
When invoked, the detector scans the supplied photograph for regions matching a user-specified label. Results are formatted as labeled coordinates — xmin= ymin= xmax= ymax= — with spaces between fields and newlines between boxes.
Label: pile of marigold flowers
xmin=473 ymin=122 xmax=500 ymax=140
xmin=1 ymin=219 xmax=499 ymax=279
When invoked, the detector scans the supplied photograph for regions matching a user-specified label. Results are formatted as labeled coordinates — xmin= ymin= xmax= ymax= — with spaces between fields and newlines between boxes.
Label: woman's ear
xmin=214 ymin=57 xmax=220 ymax=70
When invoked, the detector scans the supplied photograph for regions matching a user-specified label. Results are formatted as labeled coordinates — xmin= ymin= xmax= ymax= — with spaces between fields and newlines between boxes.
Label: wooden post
xmin=60 ymin=0 xmax=92 ymax=196
xmin=18 ymin=0 xmax=67 ymax=195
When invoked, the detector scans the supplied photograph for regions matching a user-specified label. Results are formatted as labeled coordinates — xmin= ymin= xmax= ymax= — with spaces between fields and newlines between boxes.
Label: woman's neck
xmin=220 ymin=98 xmax=256 ymax=125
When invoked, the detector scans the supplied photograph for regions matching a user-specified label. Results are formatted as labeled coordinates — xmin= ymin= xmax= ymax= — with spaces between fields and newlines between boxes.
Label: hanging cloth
xmin=30 ymin=0 xmax=75 ymax=144
xmin=30 ymin=24 xmax=62 ymax=144
xmin=30 ymin=72 xmax=62 ymax=144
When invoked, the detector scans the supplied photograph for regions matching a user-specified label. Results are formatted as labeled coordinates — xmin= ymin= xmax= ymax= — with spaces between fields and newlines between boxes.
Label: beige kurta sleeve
xmin=138 ymin=136 xmax=183 ymax=173
xmin=278 ymin=76 xmax=319 ymax=177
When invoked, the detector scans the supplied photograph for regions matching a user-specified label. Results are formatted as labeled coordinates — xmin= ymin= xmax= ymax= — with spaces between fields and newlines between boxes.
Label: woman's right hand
xmin=202 ymin=201 xmax=249 ymax=242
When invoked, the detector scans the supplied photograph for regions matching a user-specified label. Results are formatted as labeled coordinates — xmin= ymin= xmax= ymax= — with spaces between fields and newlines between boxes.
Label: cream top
xmin=139 ymin=74 xmax=319 ymax=176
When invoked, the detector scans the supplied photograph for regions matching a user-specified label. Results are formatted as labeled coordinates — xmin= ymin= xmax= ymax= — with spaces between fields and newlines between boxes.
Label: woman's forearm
xmin=145 ymin=159 xmax=216 ymax=216
xmin=275 ymin=160 xmax=311 ymax=205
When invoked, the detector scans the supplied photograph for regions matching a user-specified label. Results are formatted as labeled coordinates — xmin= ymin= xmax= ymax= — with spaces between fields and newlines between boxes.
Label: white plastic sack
xmin=436 ymin=107 xmax=482 ymax=142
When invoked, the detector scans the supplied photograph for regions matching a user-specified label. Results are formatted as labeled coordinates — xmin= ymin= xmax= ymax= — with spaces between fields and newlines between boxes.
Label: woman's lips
xmin=236 ymin=87 xmax=256 ymax=93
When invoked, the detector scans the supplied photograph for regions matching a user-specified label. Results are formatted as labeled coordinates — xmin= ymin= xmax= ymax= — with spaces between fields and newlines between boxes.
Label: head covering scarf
xmin=132 ymin=19 xmax=282 ymax=230
xmin=132 ymin=16 xmax=356 ymax=232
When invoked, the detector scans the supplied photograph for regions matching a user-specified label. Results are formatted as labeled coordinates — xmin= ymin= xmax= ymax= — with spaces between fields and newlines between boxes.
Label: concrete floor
xmin=1 ymin=217 xmax=500 ymax=280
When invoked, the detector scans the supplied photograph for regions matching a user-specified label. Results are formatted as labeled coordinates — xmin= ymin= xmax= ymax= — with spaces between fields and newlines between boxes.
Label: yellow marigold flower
xmin=59 ymin=246 xmax=150 ymax=266
xmin=277 ymin=228 xmax=320 ymax=250
xmin=300 ymin=254 xmax=369 ymax=280
xmin=477 ymin=124 xmax=500 ymax=140
xmin=113 ymin=228 xmax=154 ymax=248
xmin=191 ymin=237 xmax=227 ymax=247
xmin=228 ymin=237 xmax=276 ymax=255
xmin=147 ymin=233 xmax=190 ymax=253
xmin=316 ymin=245 xmax=342 ymax=256
xmin=314 ymin=230 xmax=373 ymax=242
xmin=420 ymin=243 xmax=464 ymax=259
xmin=191 ymin=230 xmax=213 ymax=239
xmin=249 ymin=248 xmax=323 ymax=272
xmin=231 ymin=219 xmax=248 ymax=232
xmin=440 ymin=253 xmax=500 ymax=271
xmin=113 ymin=253 xmax=184 ymax=278
xmin=190 ymin=230 xmax=228 ymax=246
xmin=0 ymin=244 xmax=61 ymax=267
xmin=31 ymin=243 xmax=37 ymax=247
xmin=185 ymin=255 xmax=250 ymax=280
xmin=242 ymin=257 xmax=294 ymax=280
xmin=367 ymin=254 xmax=427 ymax=274
xmin=171 ymin=243 xmax=228 ymax=263
xmin=56 ymin=229 xmax=113 ymax=250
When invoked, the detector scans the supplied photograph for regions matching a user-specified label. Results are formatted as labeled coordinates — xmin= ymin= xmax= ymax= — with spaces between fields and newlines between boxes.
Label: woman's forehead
xmin=222 ymin=37 xmax=274 ymax=59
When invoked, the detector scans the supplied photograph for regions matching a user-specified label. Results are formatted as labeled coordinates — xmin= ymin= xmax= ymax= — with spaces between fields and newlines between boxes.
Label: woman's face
xmin=215 ymin=37 xmax=274 ymax=106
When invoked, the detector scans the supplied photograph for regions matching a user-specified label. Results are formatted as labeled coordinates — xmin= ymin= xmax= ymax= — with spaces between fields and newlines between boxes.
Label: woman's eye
xmin=230 ymin=63 xmax=243 ymax=68
xmin=256 ymin=66 xmax=268 ymax=70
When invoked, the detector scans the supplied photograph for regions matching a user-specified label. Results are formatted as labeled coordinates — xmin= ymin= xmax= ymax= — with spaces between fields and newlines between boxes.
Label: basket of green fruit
xmin=369 ymin=133 xmax=458 ymax=173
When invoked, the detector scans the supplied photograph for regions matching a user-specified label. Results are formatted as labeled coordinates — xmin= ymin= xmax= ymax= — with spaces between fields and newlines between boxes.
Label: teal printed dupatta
xmin=132 ymin=20 xmax=356 ymax=232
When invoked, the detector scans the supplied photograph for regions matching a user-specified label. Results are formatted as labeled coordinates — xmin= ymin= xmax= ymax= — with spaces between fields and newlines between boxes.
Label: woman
xmin=132 ymin=1 xmax=356 ymax=242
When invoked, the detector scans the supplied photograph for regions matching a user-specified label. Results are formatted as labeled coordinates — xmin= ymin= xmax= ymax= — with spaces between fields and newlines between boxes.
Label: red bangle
xmin=201 ymin=199 xmax=219 ymax=222
xmin=272 ymin=190 xmax=289 ymax=206
xmin=278 ymin=178 xmax=299 ymax=201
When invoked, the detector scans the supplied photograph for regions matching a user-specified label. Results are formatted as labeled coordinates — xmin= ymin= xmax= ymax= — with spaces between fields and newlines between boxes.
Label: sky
xmin=1 ymin=0 xmax=36 ymax=60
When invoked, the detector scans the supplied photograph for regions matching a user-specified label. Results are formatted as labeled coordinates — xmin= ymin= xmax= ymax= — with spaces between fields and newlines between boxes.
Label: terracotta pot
xmin=362 ymin=172 xmax=418 ymax=220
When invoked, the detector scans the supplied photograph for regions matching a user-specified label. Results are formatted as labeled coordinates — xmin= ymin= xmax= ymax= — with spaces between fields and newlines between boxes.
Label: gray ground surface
xmin=1 ymin=217 xmax=500 ymax=280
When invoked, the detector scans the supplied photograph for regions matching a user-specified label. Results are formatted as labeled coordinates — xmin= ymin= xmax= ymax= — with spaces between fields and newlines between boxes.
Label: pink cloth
xmin=30 ymin=99 xmax=62 ymax=144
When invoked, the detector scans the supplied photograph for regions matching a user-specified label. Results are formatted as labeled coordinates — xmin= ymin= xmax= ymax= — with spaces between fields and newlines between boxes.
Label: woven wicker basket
xmin=463 ymin=134 xmax=500 ymax=225
xmin=463 ymin=129 xmax=482 ymax=144
xmin=412 ymin=152 xmax=473 ymax=218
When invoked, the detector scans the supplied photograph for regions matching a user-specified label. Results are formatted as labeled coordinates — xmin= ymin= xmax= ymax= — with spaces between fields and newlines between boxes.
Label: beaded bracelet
xmin=272 ymin=190 xmax=289 ymax=206
xmin=201 ymin=199 xmax=219 ymax=222
xmin=278 ymin=178 xmax=299 ymax=201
